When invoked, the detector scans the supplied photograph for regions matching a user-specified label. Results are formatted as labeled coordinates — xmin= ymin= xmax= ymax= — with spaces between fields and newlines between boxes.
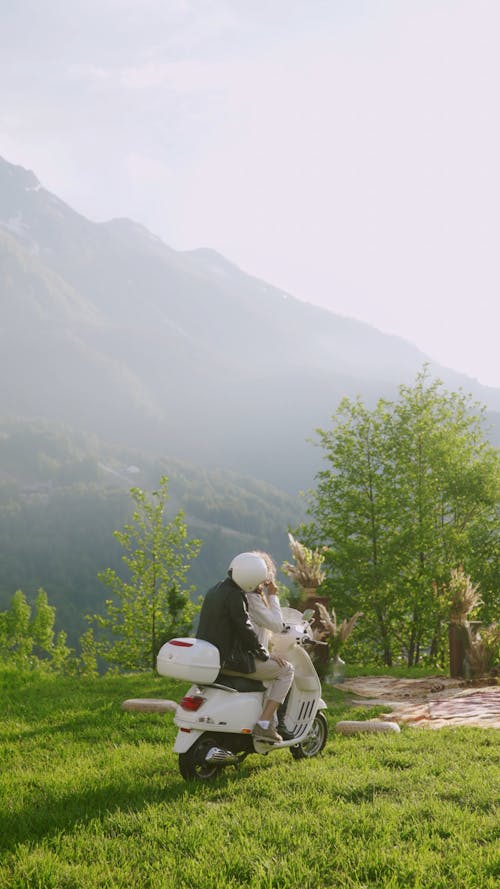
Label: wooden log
xmin=121 ymin=698 xmax=177 ymax=714
xmin=335 ymin=719 xmax=401 ymax=735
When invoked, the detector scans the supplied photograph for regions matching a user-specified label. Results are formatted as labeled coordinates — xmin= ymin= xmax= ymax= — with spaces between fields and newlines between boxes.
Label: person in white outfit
xmin=246 ymin=551 xmax=295 ymax=739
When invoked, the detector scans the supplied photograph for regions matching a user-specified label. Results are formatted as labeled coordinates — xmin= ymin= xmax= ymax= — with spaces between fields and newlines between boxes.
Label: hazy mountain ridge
xmin=0 ymin=416 xmax=300 ymax=641
xmin=1 ymin=155 xmax=499 ymax=493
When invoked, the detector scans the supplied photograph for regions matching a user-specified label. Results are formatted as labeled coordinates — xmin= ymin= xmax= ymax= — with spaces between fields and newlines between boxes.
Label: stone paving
xmin=336 ymin=676 xmax=500 ymax=728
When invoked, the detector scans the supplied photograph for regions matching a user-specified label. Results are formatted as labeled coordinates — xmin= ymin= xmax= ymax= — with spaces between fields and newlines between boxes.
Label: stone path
xmin=336 ymin=676 xmax=500 ymax=728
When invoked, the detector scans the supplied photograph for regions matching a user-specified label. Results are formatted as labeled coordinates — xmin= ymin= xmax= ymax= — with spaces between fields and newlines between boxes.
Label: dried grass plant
xmin=281 ymin=533 xmax=326 ymax=591
xmin=314 ymin=602 xmax=363 ymax=658
xmin=435 ymin=565 xmax=483 ymax=624
xmin=466 ymin=623 xmax=500 ymax=677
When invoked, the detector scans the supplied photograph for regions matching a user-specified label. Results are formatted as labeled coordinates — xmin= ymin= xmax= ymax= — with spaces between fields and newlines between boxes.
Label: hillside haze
xmin=2 ymin=155 xmax=500 ymax=492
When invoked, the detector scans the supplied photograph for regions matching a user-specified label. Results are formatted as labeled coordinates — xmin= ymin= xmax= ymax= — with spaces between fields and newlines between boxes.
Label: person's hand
xmin=270 ymin=654 xmax=288 ymax=667
xmin=263 ymin=578 xmax=278 ymax=595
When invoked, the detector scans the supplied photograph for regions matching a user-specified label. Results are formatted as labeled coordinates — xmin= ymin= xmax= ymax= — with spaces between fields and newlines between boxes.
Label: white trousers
xmin=223 ymin=658 xmax=294 ymax=704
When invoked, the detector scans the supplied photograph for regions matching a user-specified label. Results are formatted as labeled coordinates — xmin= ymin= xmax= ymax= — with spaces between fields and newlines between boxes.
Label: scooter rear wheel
xmin=290 ymin=711 xmax=328 ymax=760
xmin=178 ymin=733 xmax=224 ymax=781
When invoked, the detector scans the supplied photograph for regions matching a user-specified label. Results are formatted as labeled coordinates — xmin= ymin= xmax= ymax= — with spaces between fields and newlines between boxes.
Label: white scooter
xmin=157 ymin=608 xmax=328 ymax=781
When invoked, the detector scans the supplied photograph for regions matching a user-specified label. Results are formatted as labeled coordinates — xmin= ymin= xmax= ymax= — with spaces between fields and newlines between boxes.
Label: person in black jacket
xmin=196 ymin=552 xmax=294 ymax=743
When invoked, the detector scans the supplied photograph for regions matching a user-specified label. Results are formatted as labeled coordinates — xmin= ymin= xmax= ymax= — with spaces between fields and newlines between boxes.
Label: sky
xmin=1 ymin=0 xmax=499 ymax=388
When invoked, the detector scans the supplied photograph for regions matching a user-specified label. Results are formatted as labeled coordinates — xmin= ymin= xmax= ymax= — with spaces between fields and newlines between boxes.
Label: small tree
xmin=78 ymin=627 xmax=99 ymax=677
xmin=30 ymin=588 xmax=55 ymax=654
xmin=93 ymin=476 xmax=201 ymax=671
xmin=0 ymin=588 xmax=72 ymax=671
xmin=4 ymin=590 xmax=33 ymax=665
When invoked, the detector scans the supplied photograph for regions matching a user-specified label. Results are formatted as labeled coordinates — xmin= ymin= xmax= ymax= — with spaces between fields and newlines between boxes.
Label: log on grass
xmin=122 ymin=698 xmax=177 ymax=714
xmin=335 ymin=719 xmax=401 ymax=734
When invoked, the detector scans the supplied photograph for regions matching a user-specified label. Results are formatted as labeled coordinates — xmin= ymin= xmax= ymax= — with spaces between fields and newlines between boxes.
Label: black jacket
xmin=196 ymin=576 xmax=269 ymax=673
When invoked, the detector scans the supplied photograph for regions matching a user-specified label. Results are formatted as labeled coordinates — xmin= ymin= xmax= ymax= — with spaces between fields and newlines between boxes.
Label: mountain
xmin=1 ymin=155 xmax=499 ymax=493
xmin=0 ymin=416 xmax=301 ymax=643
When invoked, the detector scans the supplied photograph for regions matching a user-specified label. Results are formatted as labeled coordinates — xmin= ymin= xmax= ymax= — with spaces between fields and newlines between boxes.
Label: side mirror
xmin=302 ymin=608 xmax=315 ymax=622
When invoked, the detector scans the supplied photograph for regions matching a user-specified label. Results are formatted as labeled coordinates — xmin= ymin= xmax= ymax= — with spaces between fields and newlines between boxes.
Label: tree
xmin=2 ymin=589 xmax=33 ymax=664
xmin=30 ymin=588 xmax=55 ymax=653
xmin=78 ymin=627 xmax=99 ymax=677
xmin=302 ymin=370 xmax=500 ymax=665
xmin=93 ymin=476 xmax=202 ymax=671
xmin=0 ymin=587 xmax=72 ymax=671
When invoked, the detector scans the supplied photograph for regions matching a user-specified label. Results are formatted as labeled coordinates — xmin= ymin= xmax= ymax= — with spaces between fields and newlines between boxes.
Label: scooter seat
xmin=216 ymin=673 xmax=266 ymax=692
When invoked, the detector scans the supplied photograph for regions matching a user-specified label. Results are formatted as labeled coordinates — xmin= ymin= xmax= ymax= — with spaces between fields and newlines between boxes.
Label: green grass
xmin=0 ymin=668 xmax=498 ymax=889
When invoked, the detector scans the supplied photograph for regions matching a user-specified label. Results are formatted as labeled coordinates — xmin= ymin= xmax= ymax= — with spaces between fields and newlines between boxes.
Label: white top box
xmin=157 ymin=637 xmax=220 ymax=684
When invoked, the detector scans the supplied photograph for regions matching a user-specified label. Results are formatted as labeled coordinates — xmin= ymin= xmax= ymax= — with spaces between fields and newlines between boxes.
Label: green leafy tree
xmin=93 ymin=476 xmax=202 ymax=671
xmin=0 ymin=587 xmax=72 ymax=671
xmin=50 ymin=629 xmax=71 ymax=672
xmin=4 ymin=589 xmax=33 ymax=664
xmin=30 ymin=588 xmax=55 ymax=653
xmin=303 ymin=370 xmax=500 ymax=665
xmin=78 ymin=627 xmax=99 ymax=677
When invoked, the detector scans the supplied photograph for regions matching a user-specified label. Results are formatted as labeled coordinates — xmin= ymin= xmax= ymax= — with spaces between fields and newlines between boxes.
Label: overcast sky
xmin=1 ymin=0 xmax=499 ymax=387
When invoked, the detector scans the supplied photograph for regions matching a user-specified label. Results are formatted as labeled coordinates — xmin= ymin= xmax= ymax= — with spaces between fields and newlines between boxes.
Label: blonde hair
xmin=251 ymin=550 xmax=276 ymax=583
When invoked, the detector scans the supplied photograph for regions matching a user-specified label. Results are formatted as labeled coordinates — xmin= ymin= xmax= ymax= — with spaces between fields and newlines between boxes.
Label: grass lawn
xmin=0 ymin=667 xmax=498 ymax=888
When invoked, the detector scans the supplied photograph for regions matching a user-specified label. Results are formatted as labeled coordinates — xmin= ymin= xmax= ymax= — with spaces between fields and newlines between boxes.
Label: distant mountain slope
xmin=1 ymin=155 xmax=499 ymax=492
xmin=0 ymin=417 xmax=300 ymax=642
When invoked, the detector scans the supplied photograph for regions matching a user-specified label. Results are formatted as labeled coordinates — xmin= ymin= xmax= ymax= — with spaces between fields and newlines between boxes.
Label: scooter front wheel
xmin=178 ymin=733 xmax=224 ymax=781
xmin=290 ymin=711 xmax=328 ymax=760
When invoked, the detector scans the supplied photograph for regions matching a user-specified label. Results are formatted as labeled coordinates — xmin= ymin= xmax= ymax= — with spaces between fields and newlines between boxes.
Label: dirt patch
xmin=337 ymin=676 xmax=500 ymax=728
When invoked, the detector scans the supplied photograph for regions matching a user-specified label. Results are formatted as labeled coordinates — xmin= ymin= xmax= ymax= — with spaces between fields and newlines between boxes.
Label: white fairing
xmin=174 ymin=685 xmax=263 ymax=733
xmin=280 ymin=607 xmax=307 ymax=625
xmin=174 ymin=729 xmax=204 ymax=753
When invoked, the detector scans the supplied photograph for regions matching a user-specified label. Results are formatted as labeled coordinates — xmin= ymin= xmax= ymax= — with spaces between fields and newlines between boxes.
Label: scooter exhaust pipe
xmin=205 ymin=746 xmax=240 ymax=765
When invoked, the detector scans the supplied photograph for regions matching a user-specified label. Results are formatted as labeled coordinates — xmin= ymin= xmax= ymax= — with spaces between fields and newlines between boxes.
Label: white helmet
xmin=229 ymin=552 xmax=268 ymax=592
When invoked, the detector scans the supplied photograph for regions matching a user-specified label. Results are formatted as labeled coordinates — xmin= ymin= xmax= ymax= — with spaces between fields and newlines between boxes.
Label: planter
xmin=448 ymin=622 xmax=477 ymax=678
xmin=326 ymin=654 xmax=345 ymax=685
xmin=448 ymin=620 xmax=482 ymax=678
xmin=297 ymin=594 xmax=330 ymax=676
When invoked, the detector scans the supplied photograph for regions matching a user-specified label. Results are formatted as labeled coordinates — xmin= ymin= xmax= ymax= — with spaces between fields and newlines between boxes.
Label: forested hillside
xmin=0 ymin=418 xmax=300 ymax=645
